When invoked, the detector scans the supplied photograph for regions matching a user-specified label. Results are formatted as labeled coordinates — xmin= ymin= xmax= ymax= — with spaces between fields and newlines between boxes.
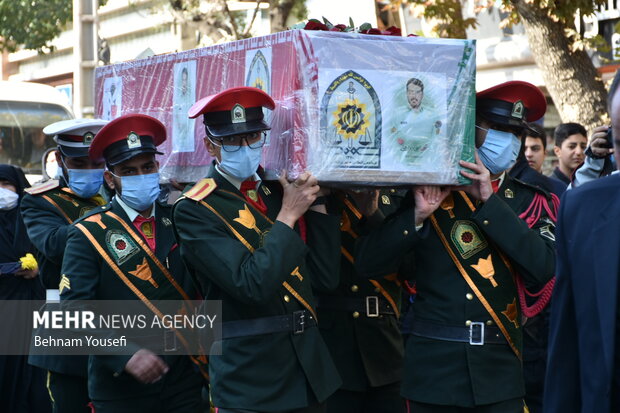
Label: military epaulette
xmin=181 ymin=178 xmax=217 ymax=202
xmin=511 ymin=177 xmax=552 ymax=200
xmin=24 ymin=179 xmax=60 ymax=195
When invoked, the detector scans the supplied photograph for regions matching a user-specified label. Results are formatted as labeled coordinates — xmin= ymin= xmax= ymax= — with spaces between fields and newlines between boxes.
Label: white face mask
xmin=0 ymin=187 xmax=19 ymax=210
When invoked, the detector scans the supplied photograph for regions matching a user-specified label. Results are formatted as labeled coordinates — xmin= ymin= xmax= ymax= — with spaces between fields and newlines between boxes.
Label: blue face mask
xmin=477 ymin=127 xmax=521 ymax=175
xmin=117 ymin=173 xmax=161 ymax=212
xmin=66 ymin=168 xmax=104 ymax=198
xmin=219 ymin=145 xmax=262 ymax=180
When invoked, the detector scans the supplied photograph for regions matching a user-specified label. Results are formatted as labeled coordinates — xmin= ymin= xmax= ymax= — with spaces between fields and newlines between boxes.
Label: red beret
xmin=89 ymin=114 xmax=166 ymax=165
xmin=477 ymin=81 xmax=546 ymax=123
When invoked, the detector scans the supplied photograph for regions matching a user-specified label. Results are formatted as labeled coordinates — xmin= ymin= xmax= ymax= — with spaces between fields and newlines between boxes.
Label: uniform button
xmin=350 ymin=285 xmax=359 ymax=293
xmin=466 ymin=293 xmax=473 ymax=300
xmin=352 ymin=311 xmax=360 ymax=318
xmin=339 ymin=221 xmax=344 ymax=227
xmin=465 ymin=320 xmax=472 ymax=326
xmin=390 ymin=189 xmax=396 ymax=193
xmin=486 ymin=320 xmax=493 ymax=326
xmin=483 ymin=220 xmax=489 ymax=226
xmin=403 ymin=230 xmax=409 ymax=236
xmin=113 ymin=372 xmax=120 ymax=377
xmin=284 ymin=295 xmax=290 ymax=303
xmin=374 ymin=288 xmax=381 ymax=293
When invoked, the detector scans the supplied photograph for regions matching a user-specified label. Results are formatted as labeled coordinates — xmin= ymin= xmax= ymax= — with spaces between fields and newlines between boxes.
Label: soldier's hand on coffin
xmin=124 ymin=349 xmax=169 ymax=384
xmin=348 ymin=189 xmax=380 ymax=217
xmin=277 ymin=170 xmax=320 ymax=228
xmin=413 ymin=185 xmax=451 ymax=225
xmin=458 ymin=151 xmax=493 ymax=202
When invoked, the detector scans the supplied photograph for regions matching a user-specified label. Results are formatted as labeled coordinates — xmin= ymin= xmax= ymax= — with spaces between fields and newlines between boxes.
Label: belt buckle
xmin=293 ymin=311 xmax=305 ymax=335
xmin=164 ymin=330 xmax=178 ymax=352
xmin=366 ymin=296 xmax=380 ymax=318
xmin=469 ymin=322 xmax=485 ymax=345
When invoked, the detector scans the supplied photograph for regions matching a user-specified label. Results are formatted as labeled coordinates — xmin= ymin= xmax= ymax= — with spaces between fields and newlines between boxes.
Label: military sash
xmin=430 ymin=191 xmax=522 ymax=358
xmin=339 ymin=195 xmax=401 ymax=317
xmin=196 ymin=185 xmax=318 ymax=319
xmin=29 ymin=182 xmax=104 ymax=224
xmin=74 ymin=210 xmax=208 ymax=375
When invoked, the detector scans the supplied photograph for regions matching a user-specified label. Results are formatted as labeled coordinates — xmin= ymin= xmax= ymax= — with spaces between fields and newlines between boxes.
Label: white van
xmin=0 ymin=81 xmax=73 ymax=175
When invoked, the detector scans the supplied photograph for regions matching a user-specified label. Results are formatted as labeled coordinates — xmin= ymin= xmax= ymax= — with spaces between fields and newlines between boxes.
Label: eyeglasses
xmin=209 ymin=131 xmax=266 ymax=152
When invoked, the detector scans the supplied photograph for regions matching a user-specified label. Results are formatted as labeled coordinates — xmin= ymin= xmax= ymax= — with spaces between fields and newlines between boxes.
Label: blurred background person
xmin=524 ymin=123 xmax=546 ymax=173
xmin=550 ymin=122 xmax=587 ymax=191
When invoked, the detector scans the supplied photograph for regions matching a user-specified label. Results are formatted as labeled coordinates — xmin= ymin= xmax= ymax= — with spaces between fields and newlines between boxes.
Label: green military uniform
xmin=22 ymin=178 xmax=106 ymax=413
xmin=22 ymin=179 xmax=106 ymax=288
xmin=172 ymin=166 xmax=342 ymax=411
xmin=60 ymin=198 xmax=203 ymax=412
xmin=355 ymin=176 xmax=555 ymax=410
xmin=317 ymin=190 xmax=407 ymax=413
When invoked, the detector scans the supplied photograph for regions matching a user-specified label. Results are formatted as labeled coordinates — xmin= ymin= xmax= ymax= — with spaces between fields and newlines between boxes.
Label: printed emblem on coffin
xmin=450 ymin=220 xmax=488 ymax=260
xmin=245 ymin=50 xmax=271 ymax=93
xmin=105 ymin=230 xmax=139 ymax=265
xmin=321 ymin=70 xmax=382 ymax=169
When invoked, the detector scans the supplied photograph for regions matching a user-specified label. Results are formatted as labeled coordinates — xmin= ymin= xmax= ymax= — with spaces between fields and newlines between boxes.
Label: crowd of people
xmin=0 ymin=72 xmax=618 ymax=413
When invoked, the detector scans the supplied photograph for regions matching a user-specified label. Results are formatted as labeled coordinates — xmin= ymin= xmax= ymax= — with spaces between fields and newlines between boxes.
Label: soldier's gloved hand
xmin=124 ymin=349 xmax=169 ymax=384
xmin=277 ymin=170 xmax=320 ymax=228
xmin=413 ymin=185 xmax=450 ymax=225
xmin=458 ymin=151 xmax=494 ymax=202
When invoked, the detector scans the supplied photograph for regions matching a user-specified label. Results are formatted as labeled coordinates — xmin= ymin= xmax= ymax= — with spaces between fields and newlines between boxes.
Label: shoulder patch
xmin=182 ymin=178 xmax=217 ymax=201
xmin=24 ymin=179 xmax=60 ymax=195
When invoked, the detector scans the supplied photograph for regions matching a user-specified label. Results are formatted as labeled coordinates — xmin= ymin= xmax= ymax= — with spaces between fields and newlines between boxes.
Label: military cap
xmin=477 ymin=81 xmax=546 ymax=133
xmin=43 ymin=118 xmax=108 ymax=157
xmin=89 ymin=114 xmax=165 ymax=165
xmin=188 ymin=86 xmax=275 ymax=137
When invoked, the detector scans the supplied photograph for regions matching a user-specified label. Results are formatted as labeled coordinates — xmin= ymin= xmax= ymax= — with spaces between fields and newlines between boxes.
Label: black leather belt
xmin=411 ymin=319 xmax=507 ymax=345
xmin=221 ymin=310 xmax=317 ymax=339
xmin=317 ymin=295 xmax=395 ymax=317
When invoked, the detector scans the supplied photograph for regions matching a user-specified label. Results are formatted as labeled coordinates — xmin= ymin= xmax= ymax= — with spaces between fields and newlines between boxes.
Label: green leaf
xmin=359 ymin=22 xmax=372 ymax=31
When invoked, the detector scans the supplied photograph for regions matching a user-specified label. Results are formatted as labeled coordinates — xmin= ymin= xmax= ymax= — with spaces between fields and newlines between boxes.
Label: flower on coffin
xmin=292 ymin=17 xmax=402 ymax=37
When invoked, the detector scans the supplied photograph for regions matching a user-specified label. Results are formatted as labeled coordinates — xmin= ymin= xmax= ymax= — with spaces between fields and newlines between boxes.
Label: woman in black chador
xmin=0 ymin=164 xmax=51 ymax=413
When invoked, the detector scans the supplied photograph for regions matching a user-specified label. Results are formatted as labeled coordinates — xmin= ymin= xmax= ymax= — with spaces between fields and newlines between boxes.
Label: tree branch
xmin=242 ymin=0 xmax=263 ymax=37
xmin=223 ymin=0 xmax=240 ymax=39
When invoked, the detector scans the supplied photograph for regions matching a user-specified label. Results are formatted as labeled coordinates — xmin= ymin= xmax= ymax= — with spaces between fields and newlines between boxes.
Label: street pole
xmin=73 ymin=0 xmax=98 ymax=117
